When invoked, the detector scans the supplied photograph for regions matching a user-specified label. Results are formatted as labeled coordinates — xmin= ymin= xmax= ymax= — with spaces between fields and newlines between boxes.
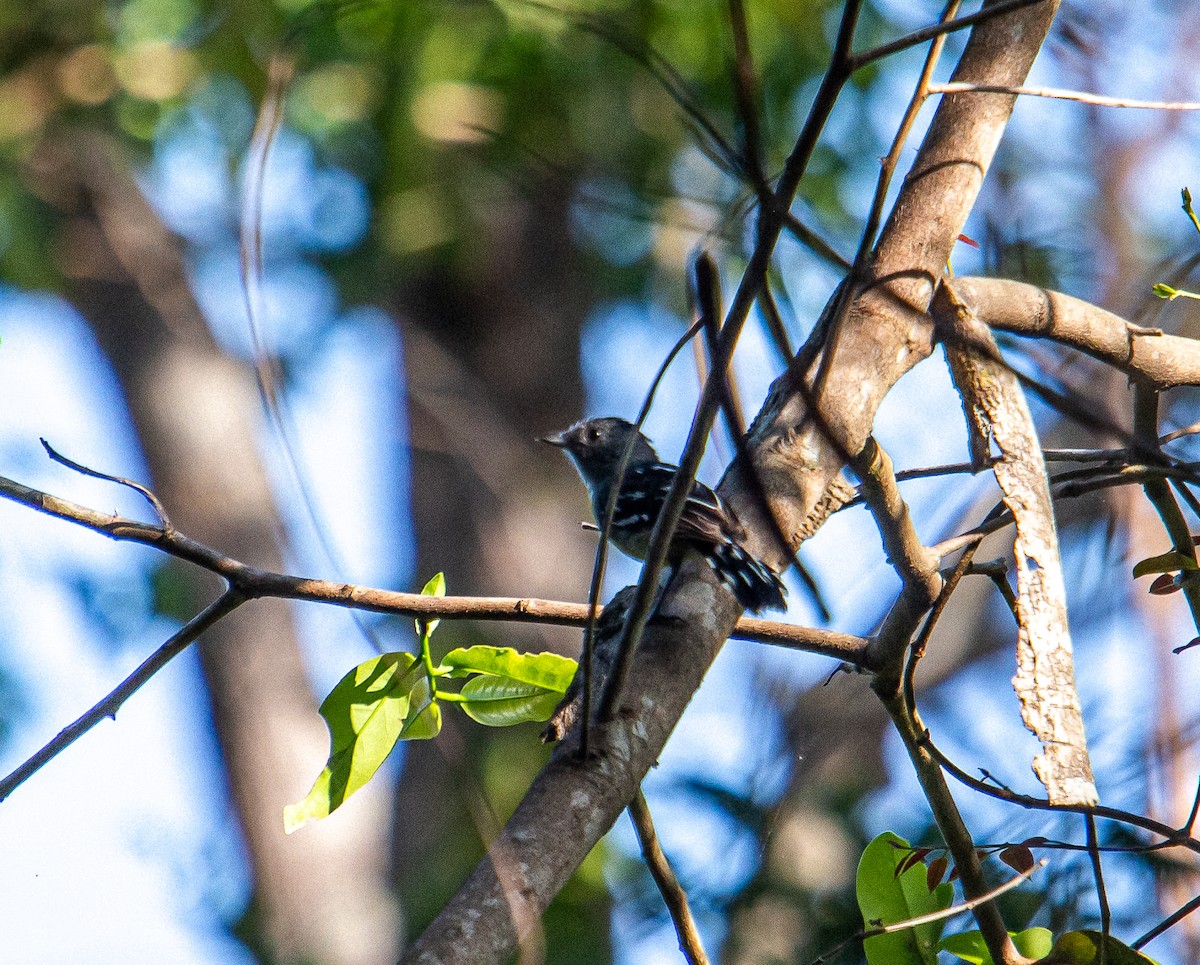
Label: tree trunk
xmin=37 ymin=127 xmax=399 ymax=965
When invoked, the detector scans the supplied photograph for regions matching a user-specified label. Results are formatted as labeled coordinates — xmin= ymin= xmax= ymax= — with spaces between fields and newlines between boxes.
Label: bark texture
xmin=936 ymin=283 xmax=1097 ymax=806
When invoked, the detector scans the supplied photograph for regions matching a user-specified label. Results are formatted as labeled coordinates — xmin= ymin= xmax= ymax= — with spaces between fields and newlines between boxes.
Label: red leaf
xmin=957 ymin=233 xmax=980 ymax=249
xmin=999 ymin=845 xmax=1036 ymax=874
xmin=927 ymin=855 xmax=949 ymax=891
xmin=896 ymin=848 xmax=932 ymax=878
xmin=1150 ymin=573 xmax=1183 ymax=595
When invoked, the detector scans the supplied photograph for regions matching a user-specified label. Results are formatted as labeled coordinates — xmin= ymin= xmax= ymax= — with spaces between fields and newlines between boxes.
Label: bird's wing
xmin=614 ymin=463 xmax=731 ymax=545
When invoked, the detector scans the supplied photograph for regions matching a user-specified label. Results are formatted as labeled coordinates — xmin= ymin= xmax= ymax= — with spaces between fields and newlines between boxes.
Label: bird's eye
xmin=585 ymin=425 xmax=601 ymax=443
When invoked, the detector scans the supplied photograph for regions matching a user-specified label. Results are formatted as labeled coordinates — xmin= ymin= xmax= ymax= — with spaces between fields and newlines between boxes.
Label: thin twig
xmin=811 ymin=859 xmax=1045 ymax=964
xmin=0 ymin=589 xmax=245 ymax=802
xmin=1134 ymin=384 xmax=1200 ymax=637
xmin=725 ymin=0 xmax=765 ymax=189
xmin=856 ymin=436 xmax=944 ymax=687
xmin=628 ymin=790 xmax=710 ymax=965
xmin=855 ymin=0 xmax=962 ymax=269
xmin=0 ymin=472 xmax=868 ymax=653
xmin=597 ymin=0 xmax=868 ymax=724
xmin=903 ymin=544 xmax=980 ymax=715
xmin=925 ymin=737 xmax=1200 ymax=860
xmin=1184 ymin=776 xmax=1200 ymax=836
xmin=40 ymin=437 xmax=172 ymax=530
xmin=580 ymin=318 xmax=703 ymax=754
xmin=1085 ymin=813 xmax=1111 ymax=940
xmin=929 ymin=81 xmax=1200 ymax=112
xmin=849 ymin=0 xmax=1048 ymax=70
xmin=1133 ymin=890 xmax=1200 ymax=950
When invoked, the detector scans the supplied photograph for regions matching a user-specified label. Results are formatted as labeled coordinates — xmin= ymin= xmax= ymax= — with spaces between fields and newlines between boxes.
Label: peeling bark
xmin=935 ymin=283 xmax=1097 ymax=807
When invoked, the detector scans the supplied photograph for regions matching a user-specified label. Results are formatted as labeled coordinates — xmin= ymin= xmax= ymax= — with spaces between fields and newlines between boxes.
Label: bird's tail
xmin=708 ymin=542 xmax=787 ymax=614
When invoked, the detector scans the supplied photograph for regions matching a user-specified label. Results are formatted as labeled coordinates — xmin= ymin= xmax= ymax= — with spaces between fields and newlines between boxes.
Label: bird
xmin=539 ymin=416 xmax=787 ymax=613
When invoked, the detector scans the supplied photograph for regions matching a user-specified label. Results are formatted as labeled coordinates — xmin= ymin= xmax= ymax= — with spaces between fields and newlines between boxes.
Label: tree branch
xmin=953 ymin=276 xmax=1200 ymax=389
xmin=0 ymin=590 xmax=246 ymax=802
xmin=628 ymin=790 xmax=710 ymax=965
xmin=0 ymin=470 xmax=865 ymax=661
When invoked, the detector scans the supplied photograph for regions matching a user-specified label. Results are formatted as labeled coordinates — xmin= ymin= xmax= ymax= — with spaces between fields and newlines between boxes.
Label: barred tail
xmin=707 ymin=541 xmax=787 ymax=614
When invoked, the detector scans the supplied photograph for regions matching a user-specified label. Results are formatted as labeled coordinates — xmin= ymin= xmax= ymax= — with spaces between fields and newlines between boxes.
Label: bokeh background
xmin=2 ymin=0 xmax=1200 ymax=962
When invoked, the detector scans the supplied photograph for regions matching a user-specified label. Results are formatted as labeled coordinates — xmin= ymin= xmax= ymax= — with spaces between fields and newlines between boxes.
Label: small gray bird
xmin=540 ymin=417 xmax=786 ymax=613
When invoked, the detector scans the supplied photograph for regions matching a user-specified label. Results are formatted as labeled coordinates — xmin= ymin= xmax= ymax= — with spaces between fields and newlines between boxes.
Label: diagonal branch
xmin=0 ymin=590 xmax=245 ymax=803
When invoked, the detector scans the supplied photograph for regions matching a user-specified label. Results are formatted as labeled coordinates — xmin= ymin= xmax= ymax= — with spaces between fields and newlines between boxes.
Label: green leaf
xmin=857 ymin=832 xmax=953 ymax=965
xmin=441 ymin=645 xmax=577 ymax=692
xmin=1014 ymin=928 xmax=1054 ymax=960
xmin=939 ymin=930 xmax=989 ymax=964
xmin=283 ymin=651 xmax=432 ymax=834
xmin=400 ymin=673 xmax=443 ymax=740
xmin=416 ymin=571 xmax=446 ymax=638
xmin=458 ymin=673 xmax=564 ymax=726
xmin=1184 ymin=186 xmax=1200 ymax=237
xmin=1152 ymin=283 xmax=1178 ymax=300
xmin=940 ymin=928 xmax=1052 ymax=964
xmin=1132 ymin=550 xmax=1199 ymax=578
xmin=1043 ymin=930 xmax=1160 ymax=964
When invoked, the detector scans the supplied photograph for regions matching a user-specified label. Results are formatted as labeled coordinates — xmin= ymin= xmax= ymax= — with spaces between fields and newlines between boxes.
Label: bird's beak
xmin=538 ymin=429 xmax=569 ymax=447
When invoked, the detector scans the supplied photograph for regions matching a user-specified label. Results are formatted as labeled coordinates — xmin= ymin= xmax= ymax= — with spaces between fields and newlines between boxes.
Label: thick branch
xmin=399 ymin=582 xmax=736 ymax=965
xmin=954 ymin=276 xmax=1200 ymax=388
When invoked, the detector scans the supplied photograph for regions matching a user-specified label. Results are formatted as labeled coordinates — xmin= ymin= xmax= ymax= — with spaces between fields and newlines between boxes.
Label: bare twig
xmin=0 ymin=461 xmax=871 ymax=807
xmin=855 ymin=0 xmax=962 ymax=268
xmin=580 ymin=318 xmax=704 ymax=754
xmin=628 ymin=790 xmax=710 ymax=965
xmin=597 ymin=0 xmax=869 ymax=724
xmin=929 ymin=81 xmax=1200 ymax=111
xmin=1133 ymin=384 xmax=1200 ymax=637
xmin=40 ymin=437 xmax=172 ymax=530
xmin=857 ymin=436 xmax=945 ymax=688
xmin=0 ymin=590 xmax=246 ymax=802
xmin=879 ymin=692 xmax=1025 ymax=962
xmin=926 ymin=738 xmax=1200 ymax=860
xmin=725 ymin=0 xmax=765 ymax=190
xmin=849 ymin=0 xmax=1048 ymax=70
xmin=1085 ymin=813 xmax=1111 ymax=939
xmin=0 ymin=471 xmax=867 ymax=660
xmin=1133 ymin=891 xmax=1200 ymax=950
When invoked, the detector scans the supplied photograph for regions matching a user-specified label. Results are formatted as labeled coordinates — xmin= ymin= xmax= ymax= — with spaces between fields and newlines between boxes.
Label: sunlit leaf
xmin=283 ymin=651 xmax=427 ymax=834
xmin=940 ymin=927 xmax=1052 ymax=964
xmin=416 ymin=571 xmax=446 ymax=638
xmin=1042 ymin=930 xmax=1160 ymax=964
xmin=458 ymin=673 xmax=563 ymax=727
xmin=441 ymin=645 xmax=577 ymax=692
xmin=400 ymin=674 xmax=442 ymax=740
